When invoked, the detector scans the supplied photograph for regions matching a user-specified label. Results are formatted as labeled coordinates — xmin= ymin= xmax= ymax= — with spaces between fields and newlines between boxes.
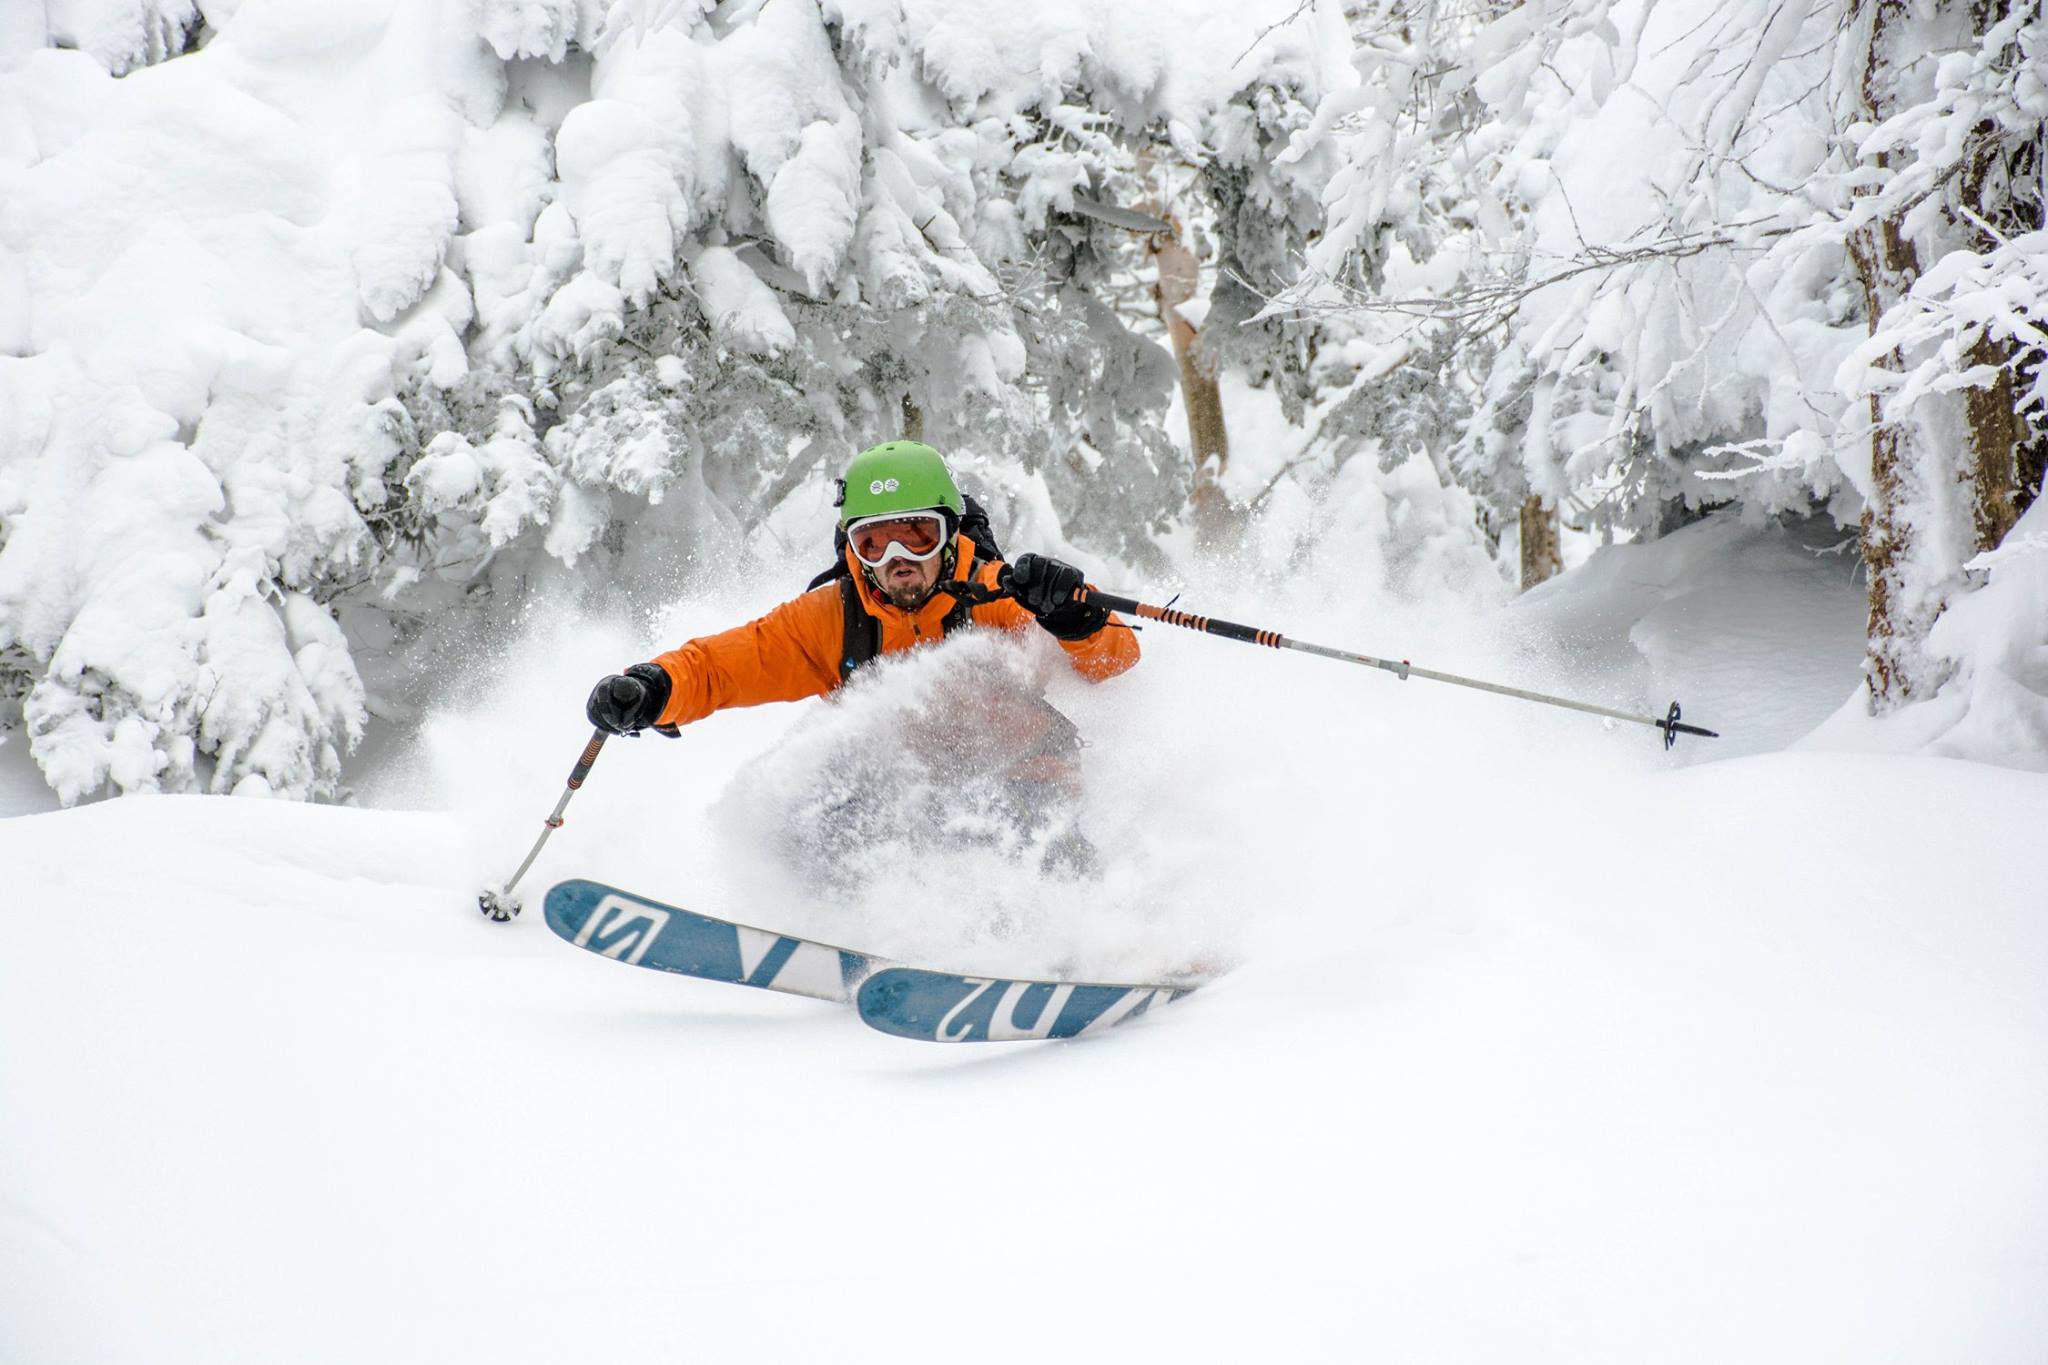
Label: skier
xmin=583 ymin=441 xmax=1139 ymax=870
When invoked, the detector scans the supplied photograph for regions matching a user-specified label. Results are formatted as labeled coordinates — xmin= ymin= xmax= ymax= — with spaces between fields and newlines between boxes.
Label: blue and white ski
xmin=857 ymin=967 xmax=1193 ymax=1042
xmin=546 ymin=879 xmax=1196 ymax=1041
xmin=543 ymin=879 xmax=874 ymax=1003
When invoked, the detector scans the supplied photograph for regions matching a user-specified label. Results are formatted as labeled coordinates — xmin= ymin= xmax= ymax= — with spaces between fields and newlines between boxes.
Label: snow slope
xmin=4 ymin=524 xmax=2045 ymax=1363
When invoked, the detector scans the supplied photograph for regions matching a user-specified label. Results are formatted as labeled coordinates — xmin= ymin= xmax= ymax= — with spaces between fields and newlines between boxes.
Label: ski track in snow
xmin=4 ymin=524 xmax=2047 ymax=1362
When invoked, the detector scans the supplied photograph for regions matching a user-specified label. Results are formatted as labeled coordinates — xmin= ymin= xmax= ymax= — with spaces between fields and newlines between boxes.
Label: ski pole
xmin=1074 ymin=587 xmax=1720 ymax=749
xmin=478 ymin=729 xmax=609 ymax=921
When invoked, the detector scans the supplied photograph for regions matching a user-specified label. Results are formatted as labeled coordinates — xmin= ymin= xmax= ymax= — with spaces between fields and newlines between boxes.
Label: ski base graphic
xmin=857 ymin=967 xmax=1192 ymax=1042
xmin=543 ymin=879 xmax=872 ymax=1003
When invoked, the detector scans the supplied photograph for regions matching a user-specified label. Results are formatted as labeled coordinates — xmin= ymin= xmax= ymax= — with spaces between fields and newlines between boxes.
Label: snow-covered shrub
xmin=37 ymin=0 xmax=203 ymax=76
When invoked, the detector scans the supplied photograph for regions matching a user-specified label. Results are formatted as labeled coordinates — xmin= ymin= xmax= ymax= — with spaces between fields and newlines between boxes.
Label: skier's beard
xmin=872 ymin=557 xmax=942 ymax=611
xmin=881 ymin=578 xmax=936 ymax=611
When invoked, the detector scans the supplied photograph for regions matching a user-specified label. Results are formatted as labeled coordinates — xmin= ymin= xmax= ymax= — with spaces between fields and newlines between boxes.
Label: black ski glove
xmin=585 ymin=663 xmax=673 ymax=735
xmin=1007 ymin=553 xmax=1111 ymax=641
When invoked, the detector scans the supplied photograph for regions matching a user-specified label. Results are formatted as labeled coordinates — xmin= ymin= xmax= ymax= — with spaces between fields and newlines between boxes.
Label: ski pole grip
xmin=1074 ymin=586 xmax=1139 ymax=615
xmin=568 ymin=730 xmax=607 ymax=789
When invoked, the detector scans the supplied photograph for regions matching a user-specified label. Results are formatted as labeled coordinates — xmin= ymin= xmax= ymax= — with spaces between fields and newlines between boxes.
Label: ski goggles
xmin=848 ymin=512 xmax=949 ymax=567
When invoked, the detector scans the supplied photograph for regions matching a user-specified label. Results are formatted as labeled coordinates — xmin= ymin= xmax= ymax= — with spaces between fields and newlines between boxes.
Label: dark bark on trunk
xmin=1151 ymin=225 xmax=1235 ymax=553
xmin=1848 ymin=0 xmax=1928 ymax=710
xmin=1848 ymin=194 xmax=1923 ymax=707
xmin=2018 ymin=374 xmax=2048 ymax=517
xmin=1964 ymin=335 xmax=2024 ymax=552
xmin=1958 ymin=98 xmax=2046 ymax=548
xmin=1518 ymin=495 xmax=1563 ymax=591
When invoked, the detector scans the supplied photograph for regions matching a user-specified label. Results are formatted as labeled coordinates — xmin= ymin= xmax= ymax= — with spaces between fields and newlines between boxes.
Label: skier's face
xmin=876 ymin=551 xmax=941 ymax=609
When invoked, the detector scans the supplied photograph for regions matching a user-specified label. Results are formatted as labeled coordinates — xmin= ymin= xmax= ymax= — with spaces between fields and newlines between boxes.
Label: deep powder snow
xmin=3 ymin=518 xmax=2044 ymax=1363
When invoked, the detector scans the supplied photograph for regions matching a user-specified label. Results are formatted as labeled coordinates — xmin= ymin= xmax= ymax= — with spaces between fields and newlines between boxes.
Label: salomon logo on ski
xmin=544 ymin=880 xmax=872 ymax=1002
xmin=571 ymin=895 xmax=671 ymax=965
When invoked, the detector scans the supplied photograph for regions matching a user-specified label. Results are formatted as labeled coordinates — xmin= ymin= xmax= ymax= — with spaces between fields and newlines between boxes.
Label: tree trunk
xmin=2017 ymin=362 xmax=2048 ymax=517
xmin=1848 ymin=0 xmax=1940 ymax=712
xmin=1964 ymin=335 xmax=2024 ymax=552
xmin=1848 ymin=188 xmax=1935 ymax=709
xmin=1518 ymin=495 xmax=1563 ymax=591
xmin=1848 ymin=0 xmax=2042 ymax=708
xmin=900 ymin=393 xmax=924 ymax=443
xmin=1150 ymin=223 xmax=1235 ymax=553
xmin=1958 ymin=102 xmax=2046 ymax=549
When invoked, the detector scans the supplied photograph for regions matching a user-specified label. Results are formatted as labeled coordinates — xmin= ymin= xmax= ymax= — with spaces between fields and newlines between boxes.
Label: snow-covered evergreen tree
xmin=0 ymin=0 xmax=1350 ymax=805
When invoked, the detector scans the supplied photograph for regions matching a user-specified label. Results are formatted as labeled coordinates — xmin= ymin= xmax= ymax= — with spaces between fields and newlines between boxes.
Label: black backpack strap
xmin=838 ymin=576 xmax=880 ymax=682
xmin=939 ymin=555 xmax=983 ymax=637
xmin=958 ymin=494 xmax=1003 ymax=563
xmin=808 ymin=525 xmax=852 ymax=591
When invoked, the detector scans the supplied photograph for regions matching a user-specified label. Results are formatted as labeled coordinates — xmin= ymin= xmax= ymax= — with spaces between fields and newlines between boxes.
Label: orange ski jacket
xmin=647 ymin=536 xmax=1139 ymax=730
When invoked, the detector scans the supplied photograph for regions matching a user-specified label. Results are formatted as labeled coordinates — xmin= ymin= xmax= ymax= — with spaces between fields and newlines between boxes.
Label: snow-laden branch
xmin=1840 ymin=228 xmax=2048 ymax=416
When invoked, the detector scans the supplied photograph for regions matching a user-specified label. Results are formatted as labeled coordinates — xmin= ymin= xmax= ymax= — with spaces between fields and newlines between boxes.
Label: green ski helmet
xmin=839 ymin=441 xmax=965 ymax=527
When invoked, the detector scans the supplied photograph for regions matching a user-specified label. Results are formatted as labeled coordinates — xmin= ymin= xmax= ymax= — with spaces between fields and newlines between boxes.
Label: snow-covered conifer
xmin=0 ymin=0 xmax=1352 ymax=804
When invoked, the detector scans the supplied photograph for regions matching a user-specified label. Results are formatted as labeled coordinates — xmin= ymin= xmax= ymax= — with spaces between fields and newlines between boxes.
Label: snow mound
xmin=1511 ymin=513 xmax=1868 ymax=758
